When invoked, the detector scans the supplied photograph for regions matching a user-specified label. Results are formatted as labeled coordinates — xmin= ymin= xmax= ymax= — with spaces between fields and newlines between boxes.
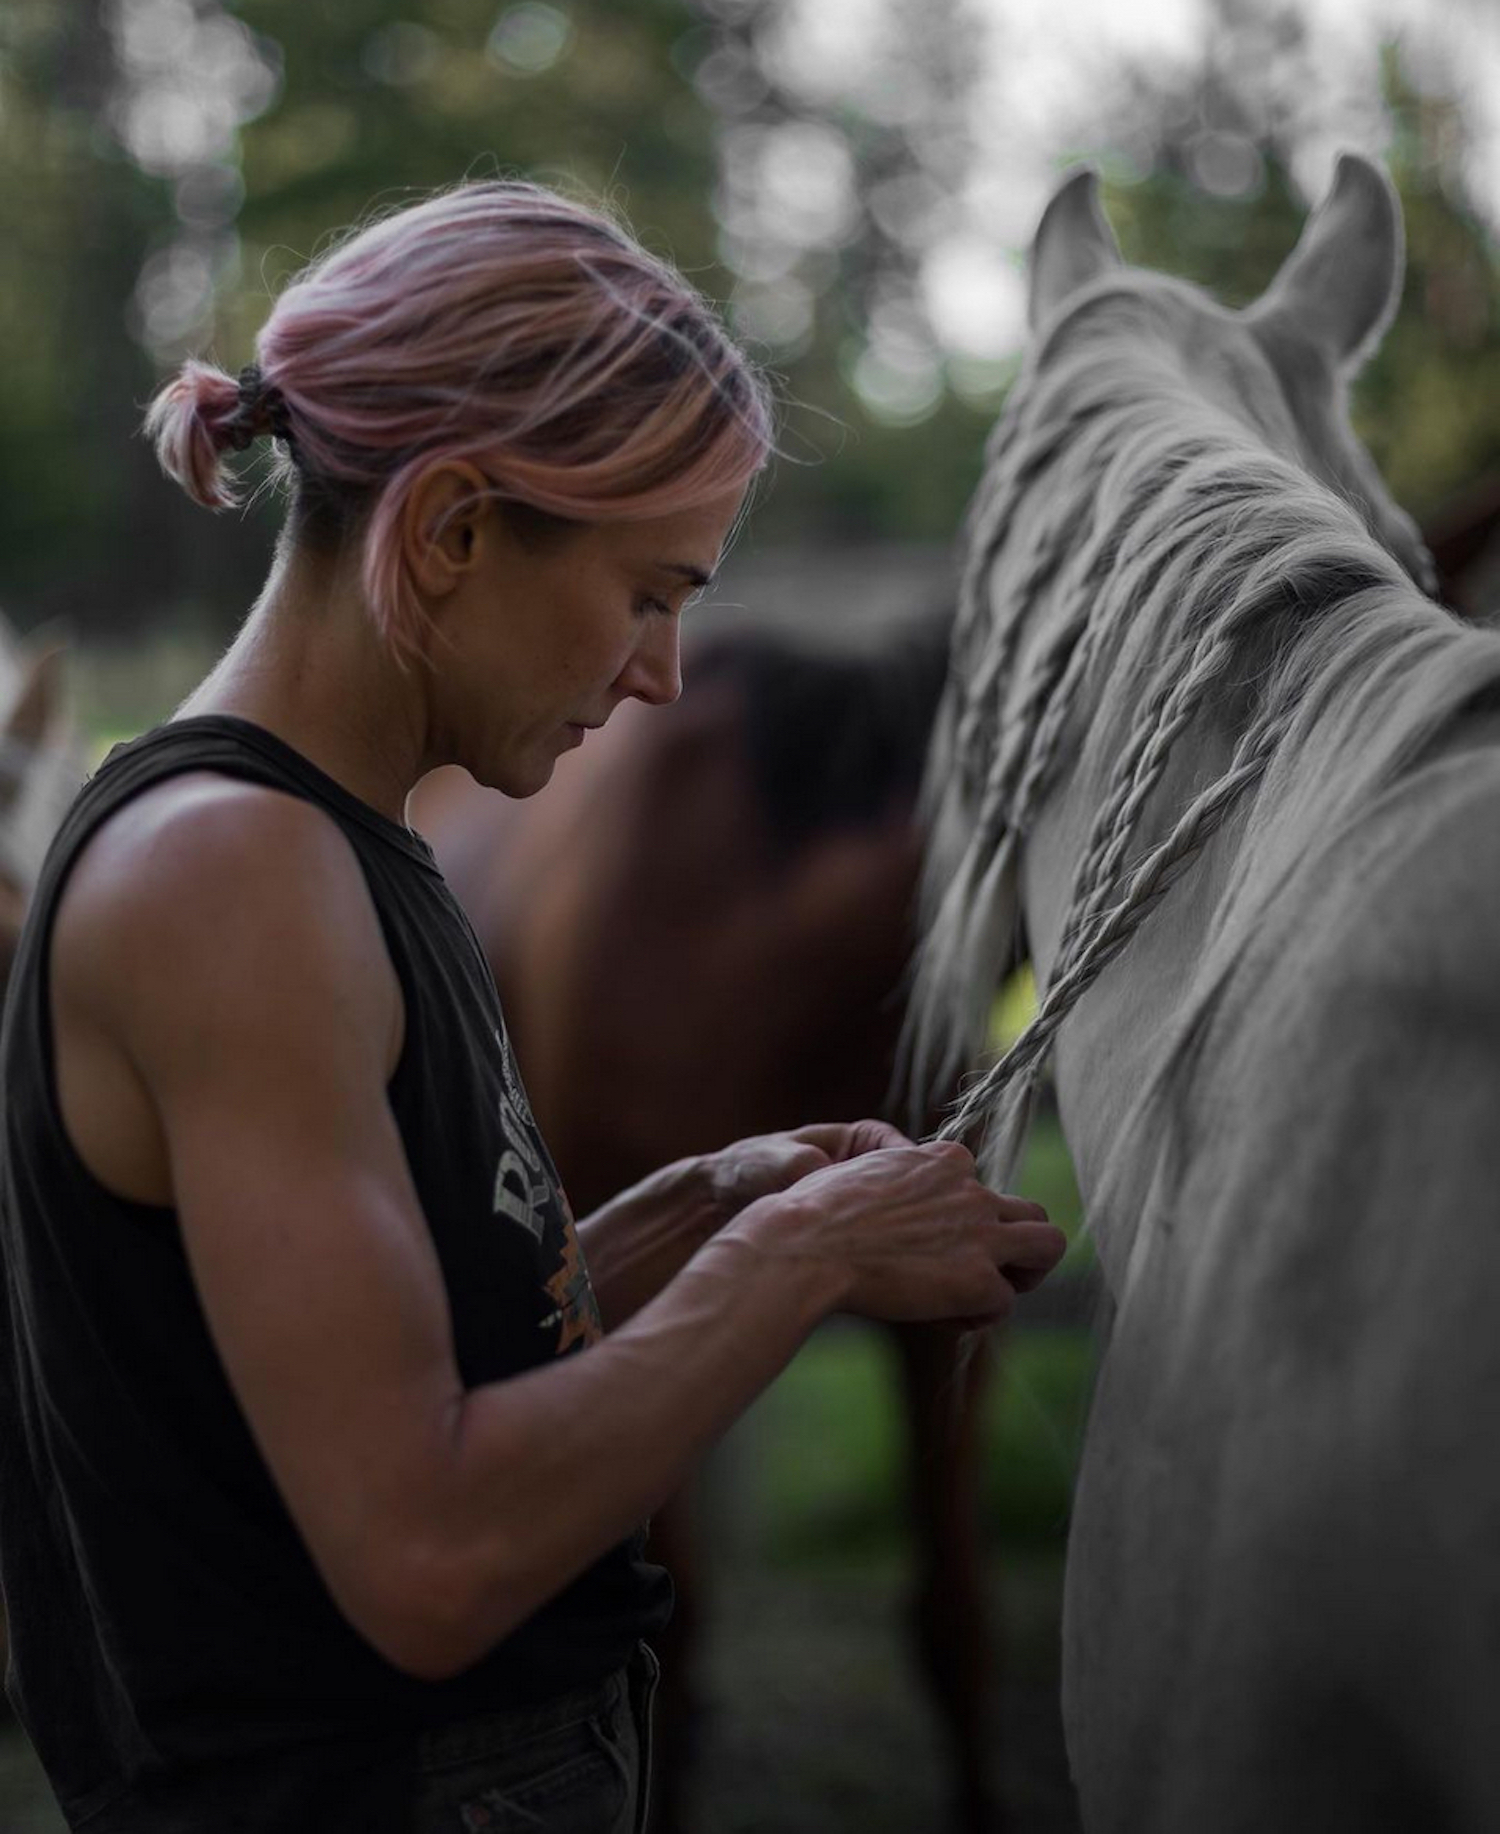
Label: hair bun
xmin=143 ymin=357 xmax=282 ymax=510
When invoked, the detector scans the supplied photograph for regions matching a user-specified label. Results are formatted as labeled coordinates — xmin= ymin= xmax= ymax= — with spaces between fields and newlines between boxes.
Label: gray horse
xmin=910 ymin=154 xmax=1500 ymax=1830
xmin=0 ymin=618 xmax=86 ymax=1705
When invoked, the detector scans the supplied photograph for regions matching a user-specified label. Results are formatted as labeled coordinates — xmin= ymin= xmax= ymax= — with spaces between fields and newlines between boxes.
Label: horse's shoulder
xmin=1140 ymin=730 xmax=1500 ymax=1185
xmin=1167 ymin=730 xmax=1500 ymax=1225
xmin=1303 ymin=729 xmax=1500 ymax=1009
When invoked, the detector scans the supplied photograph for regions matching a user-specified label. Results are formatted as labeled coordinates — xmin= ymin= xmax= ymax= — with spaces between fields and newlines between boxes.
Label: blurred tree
xmin=697 ymin=0 xmax=1500 ymax=536
xmin=231 ymin=0 xmax=720 ymax=302
xmin=1092 ymin=13 xmax=1500 ymax=520
xmin=688 ymin=0 xmax=1013 ymax=541
xmin=0 ymin=0 xmax=1496 ymax=637
xmin=0 ymin=0 xmax=725 ymax=636
xmin=0 ymin=2 xmax=178 ymax=625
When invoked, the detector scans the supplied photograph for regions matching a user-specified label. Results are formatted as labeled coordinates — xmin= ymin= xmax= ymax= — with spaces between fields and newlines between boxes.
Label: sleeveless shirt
xmin=0 ymin=716 xmax=671 ymax=1831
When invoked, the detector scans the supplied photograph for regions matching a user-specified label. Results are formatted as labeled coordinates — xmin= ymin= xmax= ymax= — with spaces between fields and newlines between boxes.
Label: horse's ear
xmin=1027 ymin=167 xmax=1124 ymax=333
xmin=1248 ymin=153 xmax=1403 ymax=369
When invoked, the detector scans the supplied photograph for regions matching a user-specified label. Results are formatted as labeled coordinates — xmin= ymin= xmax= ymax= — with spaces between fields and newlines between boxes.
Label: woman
xmin=0 ymin=181 xmax=1064 ymax=1833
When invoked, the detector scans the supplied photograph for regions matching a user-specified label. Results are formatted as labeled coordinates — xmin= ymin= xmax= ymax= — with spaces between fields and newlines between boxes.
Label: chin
xmin=468 ymin=753 xmax=555 ymax=800
xmin=513 ymin=756 xmax=562 ymax=798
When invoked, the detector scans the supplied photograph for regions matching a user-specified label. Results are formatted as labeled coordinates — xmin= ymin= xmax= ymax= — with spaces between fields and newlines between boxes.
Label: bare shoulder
xmin=54 ymin=770 xmax=402 ymax=1080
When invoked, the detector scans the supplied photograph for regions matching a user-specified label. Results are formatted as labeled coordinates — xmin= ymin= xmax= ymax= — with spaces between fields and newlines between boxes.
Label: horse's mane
xmin=687 ymin=611 xmax=951 ymax=854
xmin=909 ymin=276 xmax=1500 ymax=1176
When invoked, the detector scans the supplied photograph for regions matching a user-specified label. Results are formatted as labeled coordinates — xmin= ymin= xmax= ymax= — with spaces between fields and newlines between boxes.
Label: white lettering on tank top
xmin=491 ymin=1028 xmax=548 ymax=1239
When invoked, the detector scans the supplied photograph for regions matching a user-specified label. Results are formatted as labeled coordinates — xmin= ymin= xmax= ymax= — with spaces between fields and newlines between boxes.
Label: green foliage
xmin=753 ymin=1322 xmax=1093 ymax=1563
xmin=1100 ymin=136 xmax=1500 ymax=522
xmin=0 ymin=4 xmax=1496 ymax=634
xmin=0 ymin=0 xmax=732 ymax=635
xmin=232 ymin=0 xmax=720 ymax=283
xmin=0 ymin=3 xmax=171 ymax=612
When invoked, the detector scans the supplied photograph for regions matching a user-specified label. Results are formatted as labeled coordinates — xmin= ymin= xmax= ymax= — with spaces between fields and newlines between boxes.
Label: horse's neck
xmin=1026 ymin=585 xmax=1500 ymax=1295
xmin=1019 ymin=647 xmax=1245 ymax=1288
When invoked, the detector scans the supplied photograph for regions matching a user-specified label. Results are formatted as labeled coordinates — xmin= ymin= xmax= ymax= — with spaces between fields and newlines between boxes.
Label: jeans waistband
xmin=416 ymin=1665 xmax=628 ymax=1774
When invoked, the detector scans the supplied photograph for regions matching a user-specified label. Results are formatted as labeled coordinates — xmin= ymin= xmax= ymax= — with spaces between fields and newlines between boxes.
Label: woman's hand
xmin=699 ymin=1124 xmax=850 ymax=1219
xmin=579 ymin=1127 xmax=858 ymax=1331
xmin=721 ymin=1121 xmax=1066 ymax=1329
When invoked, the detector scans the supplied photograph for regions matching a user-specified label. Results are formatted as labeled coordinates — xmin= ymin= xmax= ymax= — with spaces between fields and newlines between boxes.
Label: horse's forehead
xmin=1065 ymin=270 xmax=1236 ymax=346
xmin=1133 ymin=276 xmax=1284 ymax=386
xmin=1047 ymin=273 xmax=1285 ymax=415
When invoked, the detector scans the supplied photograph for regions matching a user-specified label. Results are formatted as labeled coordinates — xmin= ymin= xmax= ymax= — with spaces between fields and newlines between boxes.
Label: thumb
xmin=787 ymin=1119 xmax=910 ymax=1161
xmin=770 ymin=1140 xmax=835 ymax=1184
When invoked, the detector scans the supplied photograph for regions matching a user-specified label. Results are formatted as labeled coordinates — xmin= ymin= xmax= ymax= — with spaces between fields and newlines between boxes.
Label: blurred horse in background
xmin=910 ymin=154 xmax=1500 ymax=1830
xmin=0 ymin=626 xmax=83 ymax=988
xmin=412 ymin=609 xmax=1020 ymax=1833
xmin=0 ymin=617 xmax=88 ymax=1713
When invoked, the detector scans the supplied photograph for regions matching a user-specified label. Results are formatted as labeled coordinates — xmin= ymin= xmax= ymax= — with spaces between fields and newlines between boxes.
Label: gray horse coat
xmin=912 ymin=155 xmax=1500 ymax=1830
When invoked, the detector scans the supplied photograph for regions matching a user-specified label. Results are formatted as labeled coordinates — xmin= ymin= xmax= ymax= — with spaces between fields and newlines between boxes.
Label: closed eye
xmin=635 ymin=595 xmax=674 ymax=618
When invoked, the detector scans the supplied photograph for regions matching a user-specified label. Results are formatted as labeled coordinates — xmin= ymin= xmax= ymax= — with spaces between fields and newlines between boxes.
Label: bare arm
xmin=576 ymin=1128 xmax=849 ymax=1331
xmin=59 ymin=782 xmax=1063 ymax=1683
xmin=574 ymin=1157 xmax=722 ymax=1333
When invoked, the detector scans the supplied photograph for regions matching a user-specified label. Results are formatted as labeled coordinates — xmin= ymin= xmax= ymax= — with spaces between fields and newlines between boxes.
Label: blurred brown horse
xmin=409 ymin=610 xmax=1010 ymax=1833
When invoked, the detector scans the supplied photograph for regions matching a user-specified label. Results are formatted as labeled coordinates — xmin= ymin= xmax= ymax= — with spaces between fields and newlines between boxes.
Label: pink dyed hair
xmin=145 ymin=180 xmax=774 ymax=659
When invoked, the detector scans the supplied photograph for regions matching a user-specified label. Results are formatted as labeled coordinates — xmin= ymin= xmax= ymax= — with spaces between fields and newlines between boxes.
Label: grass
xmin=748 ymin=1324 xmax=1092 ymax=1563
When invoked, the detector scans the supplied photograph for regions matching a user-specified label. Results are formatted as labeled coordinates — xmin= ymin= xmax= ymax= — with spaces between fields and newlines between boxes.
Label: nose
xmin=617 ymin=614 xmax=683 ymax=707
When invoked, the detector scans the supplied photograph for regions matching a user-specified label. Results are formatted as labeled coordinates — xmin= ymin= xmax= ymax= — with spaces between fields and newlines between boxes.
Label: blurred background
xmin=5 ymin=0 xmax=1500 ymax=680
xmin=1 ymin=0 xmax=1498 ymax=1829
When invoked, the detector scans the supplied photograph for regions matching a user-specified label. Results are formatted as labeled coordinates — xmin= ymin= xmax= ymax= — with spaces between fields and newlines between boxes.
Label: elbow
xmin=335 ymin=1536 xmax=528 ymax=1684
xmin=364 ymin=1615 xmax=476 ymax=1686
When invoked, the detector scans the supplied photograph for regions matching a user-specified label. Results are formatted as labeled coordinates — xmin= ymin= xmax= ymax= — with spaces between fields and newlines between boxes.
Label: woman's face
xmin=428 ymin=486 xmax=744 ymax=797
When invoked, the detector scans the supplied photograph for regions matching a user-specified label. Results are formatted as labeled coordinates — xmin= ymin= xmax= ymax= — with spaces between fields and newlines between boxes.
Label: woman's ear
xmin=401 ymin=462 xmax=495 ymax=599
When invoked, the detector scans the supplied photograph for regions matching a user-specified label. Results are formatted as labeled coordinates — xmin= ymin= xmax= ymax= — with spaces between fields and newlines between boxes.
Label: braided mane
xmin=908 ymin=274 xmax=1500 ymax=1179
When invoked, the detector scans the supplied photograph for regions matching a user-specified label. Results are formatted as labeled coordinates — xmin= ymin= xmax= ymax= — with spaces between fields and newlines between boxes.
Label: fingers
xmin=990 ymin=1218 xmax=1067 ymax=1267
xmin=730 ymin=1123 xmax=1066 ymax=1326
xmin=779 ymin=1144 xmax=833 ymax=1185
xmin=990 ymin=1218 xmax=1069 ymax=1293
xmin=995 ymin=1192 xmax=1050 ymax=1222
xmin=787 ymin=1118 xmax=913 ymax=1159
xmin=786 ymin=1121 xmax=1035 ymax=1201
xmin=787 ymin=1130 xmax=1054 ymax=1236
xmin=966 ymin=1266 xmax=1019 ymax=1327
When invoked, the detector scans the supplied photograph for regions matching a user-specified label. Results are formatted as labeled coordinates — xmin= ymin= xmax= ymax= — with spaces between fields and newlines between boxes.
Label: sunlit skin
xmin=176 ymin=465 xmax=745 ymax=820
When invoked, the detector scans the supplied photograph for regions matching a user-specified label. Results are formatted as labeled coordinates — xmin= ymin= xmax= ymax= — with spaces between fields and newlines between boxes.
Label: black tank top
xmin=0 ymin=717 xmax=671 ymax=1831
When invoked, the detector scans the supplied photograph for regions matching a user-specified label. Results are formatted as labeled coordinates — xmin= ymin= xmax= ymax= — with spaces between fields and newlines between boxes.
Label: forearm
xmin=358 ymin=1128 xmax=1055 ymax=1681
xmin=423 ymin=1203 xmax=841 ymax=1676
xmin=575 ymin=1154 xmax=722 ymax=1330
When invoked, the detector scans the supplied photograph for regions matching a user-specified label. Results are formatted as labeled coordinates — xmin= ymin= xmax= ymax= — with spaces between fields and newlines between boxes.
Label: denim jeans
xmin=413 ymin=1643 xmax=660 ymax=1834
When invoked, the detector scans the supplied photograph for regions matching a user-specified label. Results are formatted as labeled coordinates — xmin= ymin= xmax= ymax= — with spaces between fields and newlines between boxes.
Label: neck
xmin=176 ymin=538 xmax=431 ymax=825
